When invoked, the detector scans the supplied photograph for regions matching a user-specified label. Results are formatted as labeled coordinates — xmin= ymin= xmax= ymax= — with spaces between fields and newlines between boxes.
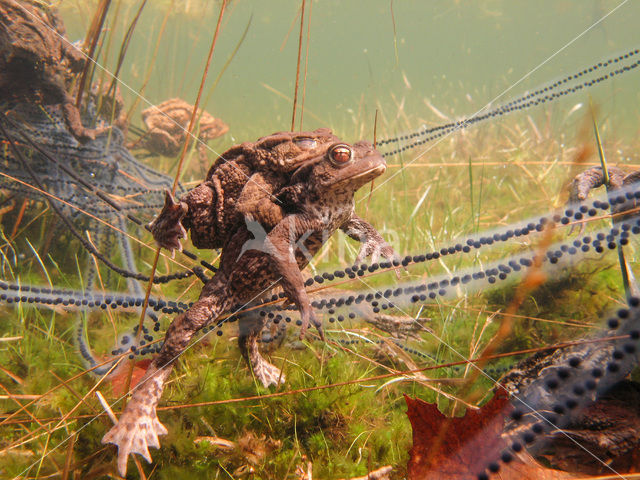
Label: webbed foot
xmin=102 ymin=396 xmax=168 ymax=476
xmin=567 ymin=166 xmax=626 ymax=204
xmin=355 ymin=235 xmax=398 ymax=266
xmin=252 ymin=356 xmax=286 ymax=388
xmin=355 ymin=240 xmax=402 ymax=278
xmin=146 ymin=190 xmax=188 ymax=255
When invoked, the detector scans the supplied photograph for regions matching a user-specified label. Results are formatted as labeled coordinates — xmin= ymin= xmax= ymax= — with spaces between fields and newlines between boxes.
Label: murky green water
xmin=59 ymin=0 xmax=640 ymax=145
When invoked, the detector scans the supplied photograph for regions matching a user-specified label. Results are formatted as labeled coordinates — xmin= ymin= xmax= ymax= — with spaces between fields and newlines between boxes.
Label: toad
xmin=138 ymin=98 xmax=228 ymax=164
xmin=568 ymin=166 xmax=640 ymax=233
xmin=0 ymin=0 xmax=101 ymax=142
xmin=568 ymin=166 xmax=640 ymax=204
xmin=149 ymin=129 xmax=396 ymax=389
xmin=149 ymin=128 xmax=394 ymax=265
xmin=103 ymin=132 xmax=389 ymax=475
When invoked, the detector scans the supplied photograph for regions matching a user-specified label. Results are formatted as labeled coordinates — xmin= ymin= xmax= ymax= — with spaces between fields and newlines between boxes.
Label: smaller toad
xmin=567 ymin=166 xmax=640 ymax=233
xmin=138 ymin=98 xmax=228 ymax=164
xmin=0 ymin=0 xmax=103 ymax=142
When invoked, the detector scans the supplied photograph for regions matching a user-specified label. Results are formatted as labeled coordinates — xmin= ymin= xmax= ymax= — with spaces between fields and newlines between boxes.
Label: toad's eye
xmin=329 ymin=144 xmax=353 ymax=165
xmin=294 ymin=137 xmax=317 ymax=150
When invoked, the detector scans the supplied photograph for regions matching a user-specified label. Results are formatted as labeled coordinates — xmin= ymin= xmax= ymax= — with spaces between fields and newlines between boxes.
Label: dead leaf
xmin=108 ymin=359 xmax=152 ymax=396
xmin=405 ymin=391 xmax=578 ymax=479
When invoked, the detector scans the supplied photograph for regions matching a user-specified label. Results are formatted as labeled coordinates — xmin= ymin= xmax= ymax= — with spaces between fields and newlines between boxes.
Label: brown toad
xmin=149 ymin=129 xmax=396 ymax=389
xmin=138 ymin=98 xmax=228 ymax=163
xmin=0 ymin=0 xmax=101 ymax=142
xmin=567 ymin=166 xmax=640 ymax=235
xmin=103 ymin=133 xmax=388 ymax=475
xmin=149 ymin=128 xmax=395 ymax=264
xmin=568 ymin=166 xmax=640 ymax=204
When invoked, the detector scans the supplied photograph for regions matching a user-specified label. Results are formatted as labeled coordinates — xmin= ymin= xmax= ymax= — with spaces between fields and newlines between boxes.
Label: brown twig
xmin=61 ymin=433 xmax=76 ymax=480
xmin=298 ymin=0 xmax=312 ymax=131
xmin=9 ymin=198 xmax=28 ymax=239
xmin=290 ymin=0 xmax=306 ymax=131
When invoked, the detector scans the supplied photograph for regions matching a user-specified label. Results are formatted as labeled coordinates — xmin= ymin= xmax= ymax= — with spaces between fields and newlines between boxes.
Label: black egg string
xmin=3 ymin=102 xmax=179 ymax=195
xmin=0 ymin=279 xmax=178 ymax=373
xmin=5 ymin=187 xmax=634 ymax=358
xmin=0 ymin=280 xmax=190 ymax=317
xmin=292 ymin=184 xmax=640 ymax=295
xmin=0 ymin=111 xmax=218 ymax=283
xmin=3 ymin=185 xmax=637 ymax=373
xmin=475 ymin=297 xmax=640 ymax=480
xmin=377 ymin=47 xmax=640 ymax=157
xmin=378 ymin=47 xmax=639 ymax=148
xmin=253 ymin=205 xmax=640 ymax=323
xmin=0 ymin=108 xmax=180 ymax=213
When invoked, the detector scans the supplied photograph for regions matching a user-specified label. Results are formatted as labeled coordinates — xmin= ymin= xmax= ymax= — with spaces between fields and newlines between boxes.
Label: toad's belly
xmin=221 ymin=211 xmax=350 ymax=303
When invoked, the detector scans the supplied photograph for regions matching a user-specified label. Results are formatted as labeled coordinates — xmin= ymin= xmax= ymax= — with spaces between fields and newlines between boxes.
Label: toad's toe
xmin=253 ymin=358 xmax=286 ymax=388
xmin=102 ymin=406 xmax=167 ymax=476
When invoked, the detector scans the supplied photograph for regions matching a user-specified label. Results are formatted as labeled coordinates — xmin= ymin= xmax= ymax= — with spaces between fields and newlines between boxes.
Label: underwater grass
xmin=1 ymin=108 xmax=637 ymax=478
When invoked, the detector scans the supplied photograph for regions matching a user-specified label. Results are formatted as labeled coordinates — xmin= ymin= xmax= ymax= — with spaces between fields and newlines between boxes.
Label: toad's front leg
xmin=263 ymin=214 xmax=324 ymax=339
xmin=103 ymin=288 xmax=228 ymax=476
xmin=147 ymin=190 xmax=188 ymax=254
xmin=341 ymin=213 xmax=396 ymax=264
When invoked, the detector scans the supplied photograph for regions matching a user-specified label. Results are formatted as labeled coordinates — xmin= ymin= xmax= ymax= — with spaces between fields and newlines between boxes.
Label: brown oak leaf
xmin=405 ymin=391 xmax=578 ymax=480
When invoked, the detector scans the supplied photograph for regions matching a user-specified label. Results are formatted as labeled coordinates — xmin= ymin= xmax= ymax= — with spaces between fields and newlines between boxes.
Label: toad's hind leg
xmin=238 ymin=314 xmax=286 ymax=388
xmin=102 ymin=288 xmax=229 ymax=476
